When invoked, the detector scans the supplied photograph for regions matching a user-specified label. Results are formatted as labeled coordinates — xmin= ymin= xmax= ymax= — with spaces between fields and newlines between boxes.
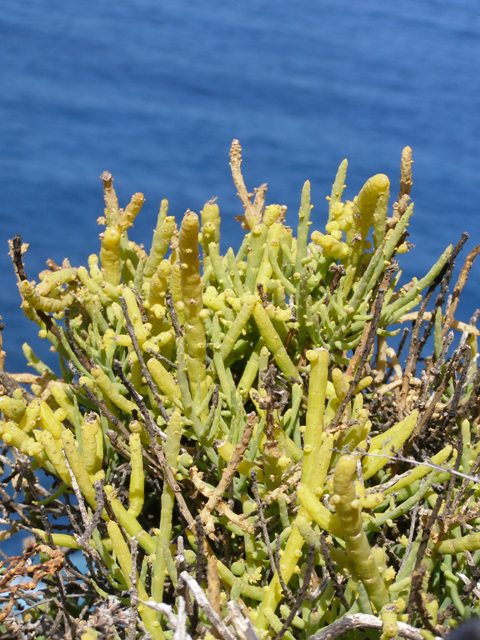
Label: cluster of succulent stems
xmin=0 ymin=141 xmax=479 ymax=640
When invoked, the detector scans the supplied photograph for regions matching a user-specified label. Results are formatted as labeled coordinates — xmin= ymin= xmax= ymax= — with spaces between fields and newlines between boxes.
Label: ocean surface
xmin=1 ymin=1 xmax=479 ymax=365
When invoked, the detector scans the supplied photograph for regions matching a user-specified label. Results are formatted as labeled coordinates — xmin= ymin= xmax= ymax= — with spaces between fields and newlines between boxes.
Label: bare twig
xmin=179 ymin=571 xmax=236 ymax=640
xmin=166 ymin=291 xmax=183 ymax=338
xmin=251 ymin=470 xmax=294 ymax=604
xmin=274 ymin=544 xmax=315 ymax=640
xmin=62 ymin=455 xmax=89 ymax=527
xmin=408 ymin=493 xmax=443 ymax=635
xmin=443 ymin=243 xmax=480 ymax=339
xmin=78 ymin=481 xmax=105 ymax=546
xmin=227 ymin=601 xmax=259 ymax=640
xmin=174 ymin=596 xmax=190 ymax=640
xmin=307 ymin=613 xmax=442 ymax=640
xmin=112 ymin=359 xmax=195 ymax=528
xmin=319 ymin=535 xmax=349 ymax=610
xmin=333 ymin=265 xmax=395 ymax=430
xmin=200 ymin=413 xmax=256 ymax=528
xmin=229 ymin=139 xmax=266 ymax=228
xmin=128 ymin=537 xmax=139 ymax=640
xmin=140 ymin=600 xmax=190 ymax=637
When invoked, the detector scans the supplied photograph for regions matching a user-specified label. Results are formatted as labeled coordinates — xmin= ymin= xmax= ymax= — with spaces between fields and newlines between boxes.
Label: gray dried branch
xmin=307 ymin=612 xmax=442 ymax=640
xmin=179 ymin=571 xmax=237 ymax=640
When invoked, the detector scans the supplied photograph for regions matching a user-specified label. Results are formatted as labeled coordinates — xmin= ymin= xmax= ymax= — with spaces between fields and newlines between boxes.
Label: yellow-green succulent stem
xmin=220 ymin=293 xmax=257 ymax=361
xmin=122 ymin=287 xmax=150 ymax=347
xmin=62 ymin=429 xmax=97 ymax=509
xmin=257 ymin=221 xmax=283 ymax=289
xmin=328 ymin=159 xmax=348 ymax=216
xmin=256 ymin=391 xmax=336 ymax=632
xmin=354 ymin=174 xmax=390 ymax=242
xmin=372 ymin=184 xmax=390 ymax=249
xmin=216 ymin=560 xmax=265 ymax=602
xmin=225 ymin=247 xmax=244 ymax=296
xmin=33 ymin=530 xmax=81 ymax=549
xmin=106 ymin=521 xmax=163 ymax=640
xmin=237 ymin=339 xmax=263 ymax=399
xmin=35 ymin=430 xmax=71 ymax=485
xmin=81 ymin=414 xmax=103 ymax=475
xmin=384 ymin=445 xmax=453 ymax=495
xmin=146 ymin=259 xmax=171 ymax=310
xmin=100 ymin=227 xmax=122 ymax=286
xmin=144 ymin=202 xmax=175 ymax=279
xmin=254 ymin=525 xmax=304 ymax=631
xmin=36 ymin=267 xmax=77 ymax=297
xmin=268 ymin=246 xmax=296 ymax=295
xmin=380 ymin=604 xmax=398 ymax=639
xmin=252 ymin=302 xmax=299 ymax=380
xmin=89 ymin=367 xmax=137 ymax=414
xmin=118 ymin=192 xmax=144 ymax=233
xmin=245 ymin=224 xmax=269 ymax=292
xmin=39 ymin=401 xmax=64 ymax=440
xmin=297 ymin=484 xmax=341 ymax=536
xmin=0 ymin=421 xmax=45 ymax=461
xmin=18 ymin=399 xmax=40 ymax=434
xmin=146 ymin=357 xmax=180 ymax=401
xmin=201 ymin=199 xmax=221 ymax=253
xmin=77 ymin=267 xmax=109 ymax=305
xmin=178 ymin=211 xmax=207 ymax=400
xmin=152 ymin=410 xmax=182 ymax=604
xmin=302 ymin=348 xmax=329 ymax=486
xmin=0 ymin=396 xmax=26 ymax=422
xmin=370 ymin=472 xmax=440 ymax=529
xmin=437 ymin=532 xmax=480 ymax=555
xmin=22 ymin=343 xmax=53 ymax=377
xmin=333 ymin=454 xmax=390 ymax=612
xmin=105 ymin=486 xmax=156 ymax=555
xmin=362 ymin=410 xmax=419 ymax=479
xmin=19 ymin=280 xmax=74 ymax=314
xmin=295 ymin=180 xmax=312 ymax=275
xmin=127 ymin=432 xmax=144 ymax=517
xmin=381 ymin=245 xmax=453 ymax=321
xmin=206 ymin=243 xmax=234 ymax=291
xmin=49 ymin=382 xmax=81 ymax=427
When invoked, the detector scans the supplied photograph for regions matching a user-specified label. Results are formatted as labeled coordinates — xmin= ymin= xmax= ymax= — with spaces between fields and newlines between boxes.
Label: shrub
xmin=0 ymin=141 xmax=478 ymax=639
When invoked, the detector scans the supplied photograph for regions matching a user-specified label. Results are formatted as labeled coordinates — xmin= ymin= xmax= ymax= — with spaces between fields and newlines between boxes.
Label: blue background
xmin=1 ymin=0 xmax=479 ymax=370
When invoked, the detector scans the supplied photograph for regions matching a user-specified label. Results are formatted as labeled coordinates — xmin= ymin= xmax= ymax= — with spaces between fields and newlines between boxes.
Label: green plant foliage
xmin=0 ymin=142 xmax=479 ymax=640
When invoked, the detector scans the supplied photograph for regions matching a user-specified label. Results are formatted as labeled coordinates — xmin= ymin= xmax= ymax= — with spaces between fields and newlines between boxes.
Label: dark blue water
xmin=1 ymin=0 xmax=479 ymax=372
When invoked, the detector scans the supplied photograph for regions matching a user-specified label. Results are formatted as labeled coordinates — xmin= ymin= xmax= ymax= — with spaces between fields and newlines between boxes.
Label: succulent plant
xmin=0 ymin=142 xmax=478 ymax=640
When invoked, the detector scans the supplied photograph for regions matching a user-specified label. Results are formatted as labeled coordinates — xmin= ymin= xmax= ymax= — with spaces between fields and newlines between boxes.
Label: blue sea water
xmin=1 ymin=0 xmax=480 ymax=372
